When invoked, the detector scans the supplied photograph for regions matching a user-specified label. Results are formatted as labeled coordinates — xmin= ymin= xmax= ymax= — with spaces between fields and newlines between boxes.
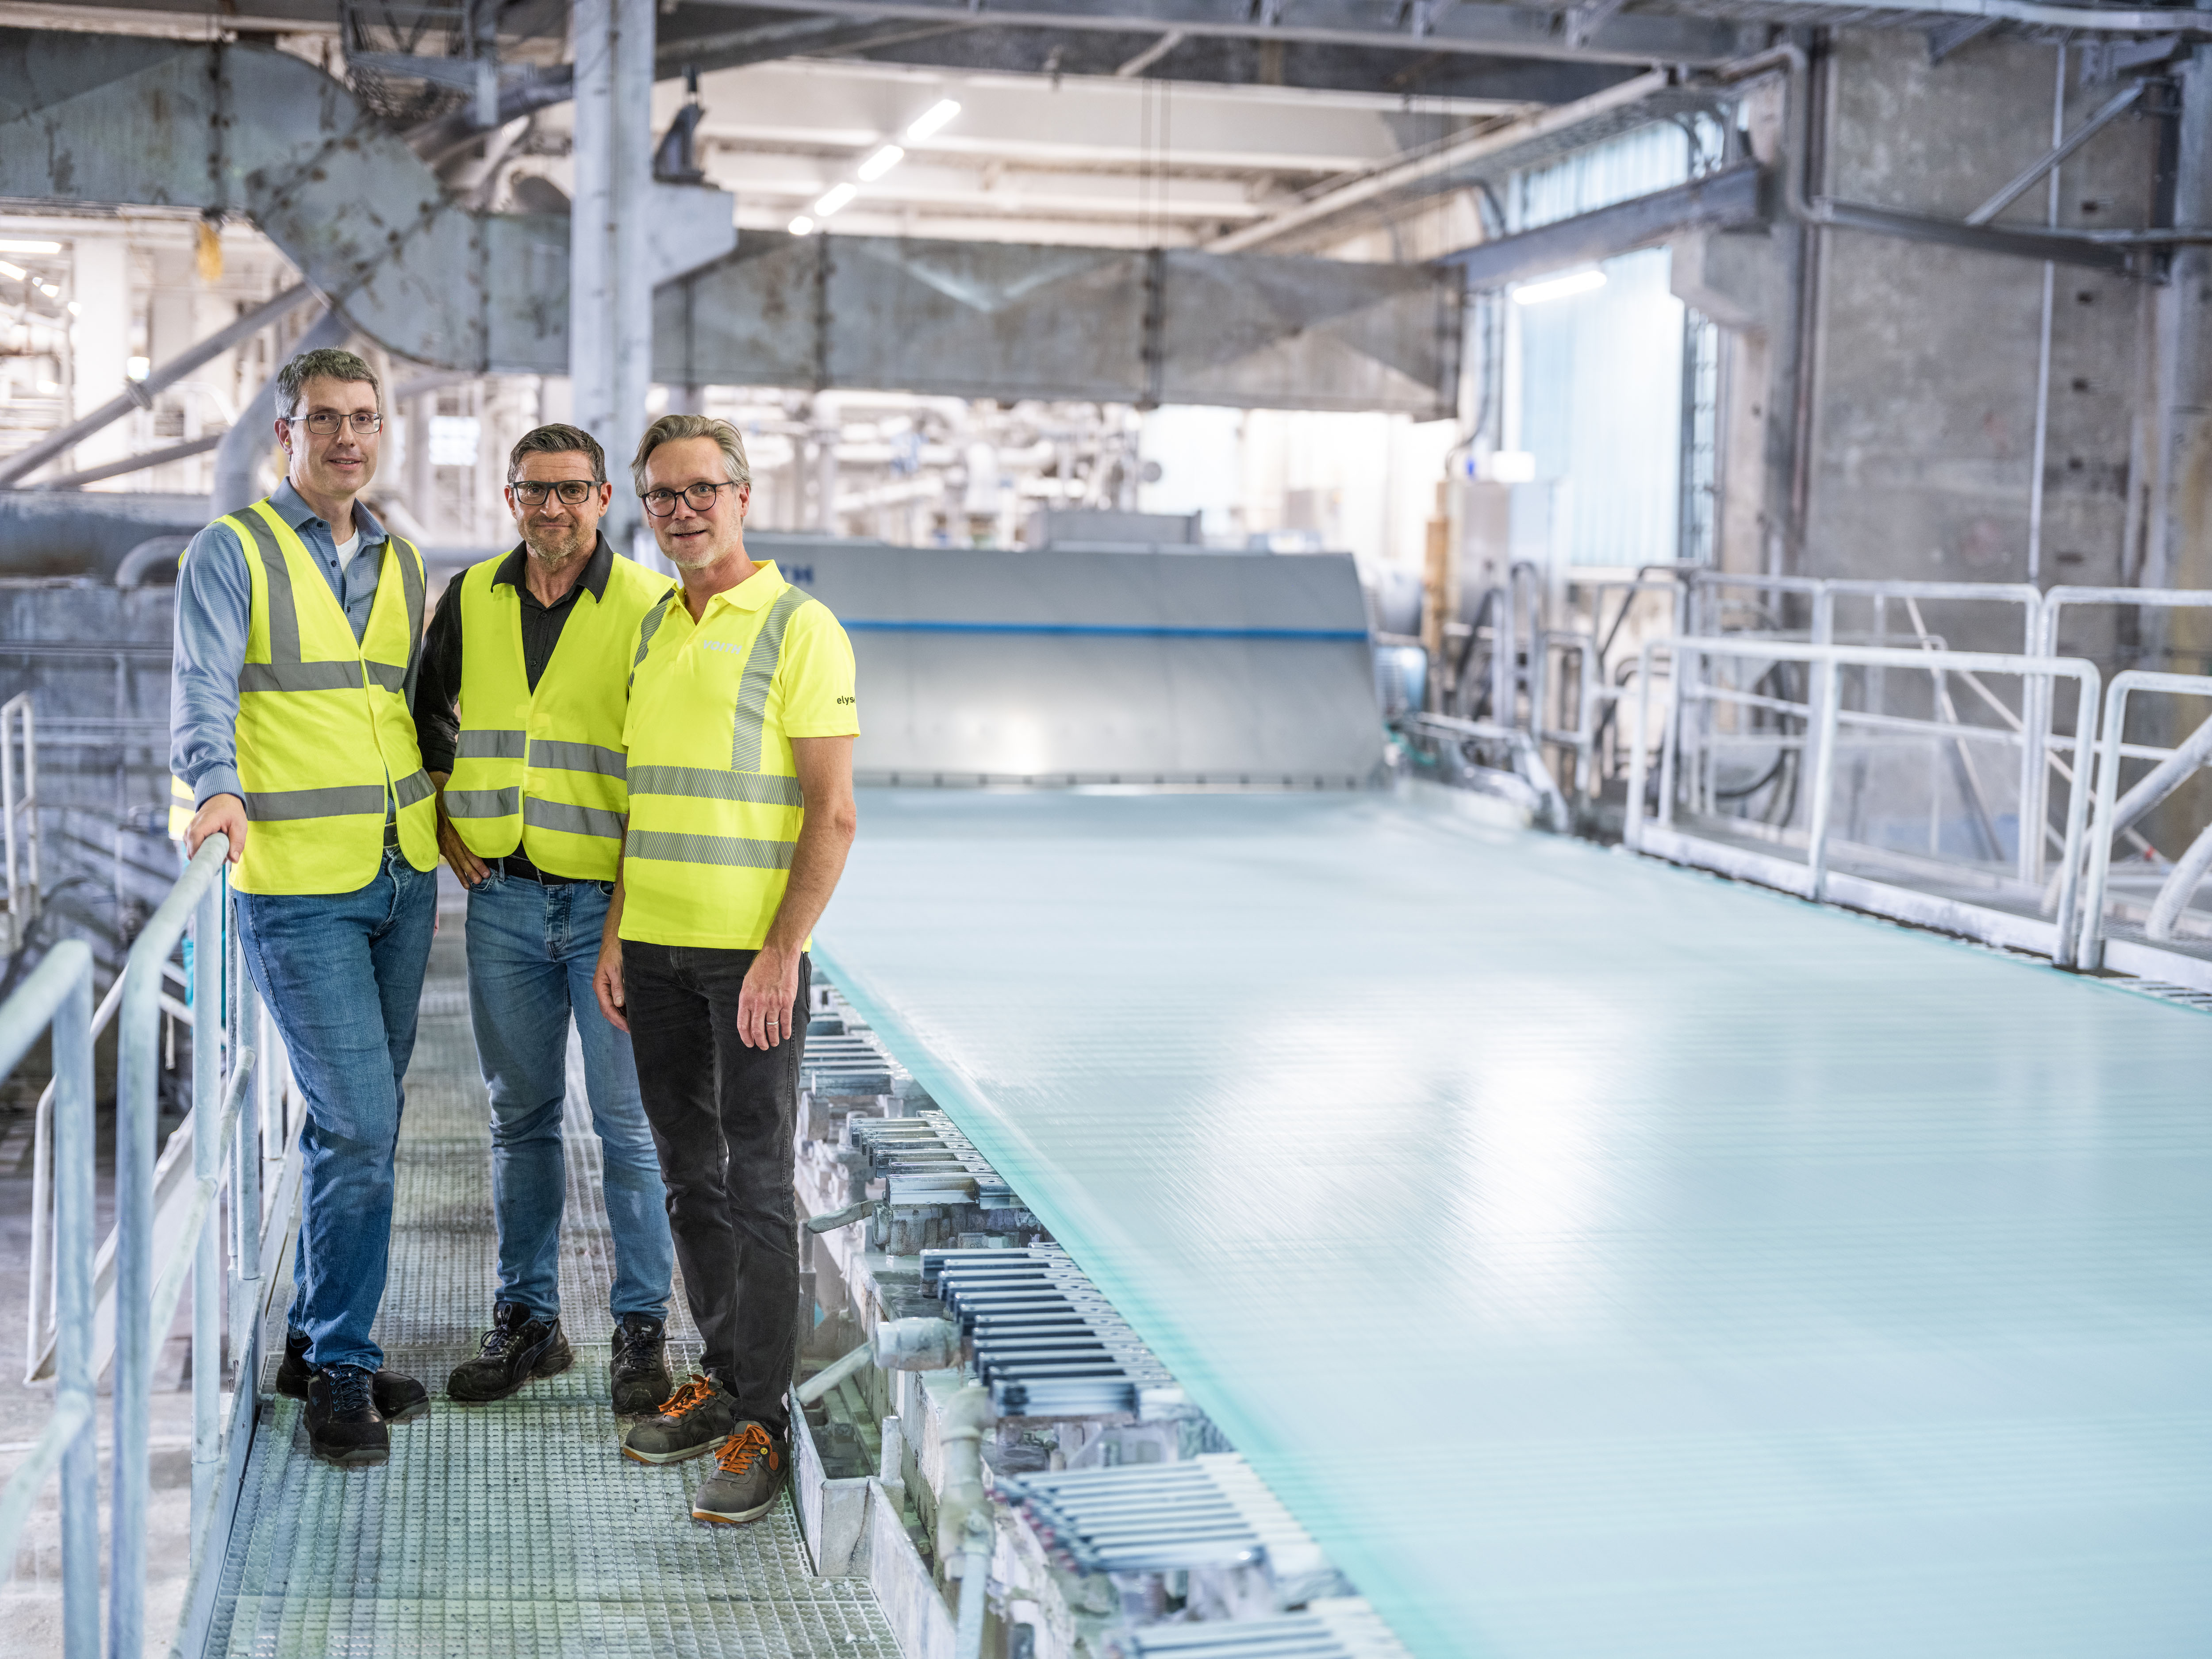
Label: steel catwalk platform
xmin=815 ymin=785 xmax=2212 ymax=1659
xmin=203 ymin=924 xmax=900 ymax=1659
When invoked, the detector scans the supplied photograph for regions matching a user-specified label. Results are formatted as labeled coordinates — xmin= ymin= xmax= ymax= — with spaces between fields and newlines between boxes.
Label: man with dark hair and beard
xmin=414 ymin=423 xmax=678 ymax=1417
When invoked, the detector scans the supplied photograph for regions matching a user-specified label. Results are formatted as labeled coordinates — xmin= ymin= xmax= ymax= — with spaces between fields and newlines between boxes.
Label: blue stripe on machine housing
xmin=841 ymin=620 xmax=1370 ymax=641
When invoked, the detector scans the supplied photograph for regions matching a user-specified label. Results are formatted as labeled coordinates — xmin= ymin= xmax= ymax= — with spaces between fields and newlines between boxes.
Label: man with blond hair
xmin=592 ymin=413 xmax=860 ymax=1526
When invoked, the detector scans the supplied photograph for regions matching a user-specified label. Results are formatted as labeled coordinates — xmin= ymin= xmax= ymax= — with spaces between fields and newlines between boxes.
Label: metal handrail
xmin=1627 ymin=637 xmax=2101 ymax=963
xmin=0 ymin=836 xmax=281 ymax=1659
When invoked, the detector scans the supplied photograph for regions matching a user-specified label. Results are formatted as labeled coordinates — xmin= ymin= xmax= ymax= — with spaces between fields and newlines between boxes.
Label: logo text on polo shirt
xmin=704 ymin=640 xmax=745 ymax=655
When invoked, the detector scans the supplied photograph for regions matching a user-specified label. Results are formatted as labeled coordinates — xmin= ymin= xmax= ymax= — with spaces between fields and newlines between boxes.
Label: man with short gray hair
xmin=593 ymin=412 xmax=860 ymax=1527
xmin=170 ymin=346 xmax=438 ymax=1467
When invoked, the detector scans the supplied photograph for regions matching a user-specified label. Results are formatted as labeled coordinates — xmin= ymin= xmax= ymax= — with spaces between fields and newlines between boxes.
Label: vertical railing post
xmin=113 ymin=834 xmax=227 ymax=1659
xmin=112 ymin=937 xmax=157 ymax=1659
xmin=2049 ymin=663 xmax=2101 ymax=969
xmin=1805 ymin=652 xmax=1842 ymax=902
xmin=2018 ymin=595 xmax=2055 ymax=886
xmin=191 ymin=873 xmax=224 ymax=1534
xmin=51 ymin=949 xmax=96 ymax=1659
xmin=232 ymin=965 xmax=264 ymax=1375
xmin=2078 ymin=676 xmax=2132 ymax=972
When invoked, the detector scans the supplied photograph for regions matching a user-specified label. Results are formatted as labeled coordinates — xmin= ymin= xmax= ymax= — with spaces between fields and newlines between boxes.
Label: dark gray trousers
xmin=623 ymin=941 xmax=810 ymax=1432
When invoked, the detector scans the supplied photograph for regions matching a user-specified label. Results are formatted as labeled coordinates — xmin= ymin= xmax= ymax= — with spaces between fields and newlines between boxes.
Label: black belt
xmin=499 ymin=854 xmax=577 ymax=885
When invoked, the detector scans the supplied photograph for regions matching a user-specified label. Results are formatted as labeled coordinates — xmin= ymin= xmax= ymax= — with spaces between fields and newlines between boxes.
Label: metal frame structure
xmin=1625 ymin=635 xmax=2102 ymax=965
xmin=0 ymin=838 xmax=289 ymax=1659
xmin=2077 ymin=669 xmax=2212 ymax=982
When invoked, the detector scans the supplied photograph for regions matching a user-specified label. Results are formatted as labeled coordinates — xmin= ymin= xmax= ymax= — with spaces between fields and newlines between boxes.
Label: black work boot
xmin=609 ymin=1314 xmax=673 ymax=1416
xmin=275 ymin=1331 xmax=429 ymax=1422
xmin=305 ymin=1364 xmax=389 ymax=1467
xmin=446 ymin=1303 xmax=574 ymax=1404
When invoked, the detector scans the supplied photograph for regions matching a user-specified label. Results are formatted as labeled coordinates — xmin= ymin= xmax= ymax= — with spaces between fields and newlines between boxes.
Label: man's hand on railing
xmin=184 ymin=794 xmax=246 ymax=863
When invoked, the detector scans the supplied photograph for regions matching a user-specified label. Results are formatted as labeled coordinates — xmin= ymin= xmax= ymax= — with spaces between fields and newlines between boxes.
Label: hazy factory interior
xmin=1 ymin=0 xmax=2210 ymax=1654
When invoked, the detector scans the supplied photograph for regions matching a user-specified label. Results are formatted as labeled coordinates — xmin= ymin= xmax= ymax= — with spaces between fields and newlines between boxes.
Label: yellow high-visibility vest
xmin=618 ymin=561 xmax=858 ymax=950
xmin=444 ymin=549 xmax=669 ymax=880
xmin=211 ymin=499 xmax=437 ymax=895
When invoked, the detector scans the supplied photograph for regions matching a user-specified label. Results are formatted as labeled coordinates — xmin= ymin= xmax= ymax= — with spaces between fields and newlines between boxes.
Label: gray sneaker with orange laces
xmin=691 ymin=1421 xmax=787 ymax=1525
xmin=620 ymin=1374 xmax=737 ymax=1464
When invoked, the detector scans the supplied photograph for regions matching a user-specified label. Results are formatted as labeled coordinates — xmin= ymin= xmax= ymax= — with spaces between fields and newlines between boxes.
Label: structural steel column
xmin=2149 ymin=49 xmax=2212 ymax=600
xmin=570 ymin=0 xmax=653 ymax=557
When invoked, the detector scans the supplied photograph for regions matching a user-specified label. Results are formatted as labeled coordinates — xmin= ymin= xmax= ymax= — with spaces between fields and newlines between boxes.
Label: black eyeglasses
xmin=641 ymin=480 xmax=742 ymax=517
xmin=285 ymin=411 xmax=384 ymax=436
xmin=510 ymin=480 xmax=603 ymax=506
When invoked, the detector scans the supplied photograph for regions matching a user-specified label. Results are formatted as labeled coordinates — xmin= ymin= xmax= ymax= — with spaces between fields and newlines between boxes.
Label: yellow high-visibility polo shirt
xmin=618 ymin=561 xmax=859 ymax=949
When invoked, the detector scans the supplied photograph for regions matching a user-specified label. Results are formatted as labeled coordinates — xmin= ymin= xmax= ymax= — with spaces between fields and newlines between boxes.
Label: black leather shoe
xmin=305 ymin=1365 xmax=389 ymax=1467
xmin=446 ymin=1303 xmax=573 ymax=1404
xmin=275 ymin=1331 xmax=428 ymax=1422
xmin=610 ymin=1314 xmax=672 ymax=1416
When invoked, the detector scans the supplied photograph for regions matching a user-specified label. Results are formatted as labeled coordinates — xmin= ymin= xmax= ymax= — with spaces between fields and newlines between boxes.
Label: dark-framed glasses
xmin=287 ymin=411 xmax=384 ymax=437
xmin=641 ymin=480 xmax=742 ymax=518
xmin=511 ymin=479 xmax=602 ymax=506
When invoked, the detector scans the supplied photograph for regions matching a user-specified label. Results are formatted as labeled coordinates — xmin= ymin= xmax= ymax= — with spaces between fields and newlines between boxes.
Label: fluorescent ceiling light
xmin=0 ymin=238 xmax=61 ymax=254
xmin=788 ymin=215 xmax=816 ymax=237
xmin=857 ymin=144 xmax=905 ymax=182
xmin=903 ymin=99 xmax=960 ymax=142
xmin=128 ymin=356 xmax=150 ymax=379
xmin=66 ymin=301 xmax=80 ymax=317
xmin=814 ymin=183 xmax=857 ymax=217
xmin=0 ymin=261 xmax=24 ymax=281
xmin=1511 ymin=269 xmax=1606 ymax=306
xmin=38 ymin=281 xmax=61 ymax=299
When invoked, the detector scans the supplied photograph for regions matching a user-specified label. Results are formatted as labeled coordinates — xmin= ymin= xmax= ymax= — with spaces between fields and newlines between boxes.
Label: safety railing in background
xmin=0 ymin=836 xmax=286 ymax=1659
xmin=2077 ymin=670 xmax=2212 ymax=975
xmin=2 ymin=691 xmax=38 ymax=952
xmin=1626 ymin=637 xmax=2102 ymax=965
xmin=2027 ymin=588 xmax=2212 ymax=891
xmin=0 ymin=942 xmax=95 ymax=1657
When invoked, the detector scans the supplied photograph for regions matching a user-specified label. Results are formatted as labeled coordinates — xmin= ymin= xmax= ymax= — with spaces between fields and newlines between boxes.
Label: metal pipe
xmin=112 ymin=836 xmax=230 ymax=1659
xmin=2025 ymin=47 xmax=2066 ymax=589
xmin=0 ymin=284 xmax=315 ymax=489
xmin=793 ymin=1338 xmax=872 ymax=1406
xmin=27 ymin=433 xmax=227 ymax=494
xmin=191 ymin=874 xmax=224 ymax=1536
xmin=953 ymin=1509 xmax=993 ymax=1659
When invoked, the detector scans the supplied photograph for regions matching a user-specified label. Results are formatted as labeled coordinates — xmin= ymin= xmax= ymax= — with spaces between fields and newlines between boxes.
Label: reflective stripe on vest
xmin=446 ymin=551 xmax=670 ymax=880
xmin=223 ymin=499 xmax=437 ymax=895
xmin=619 ymin=566 xmax=830 ymax=950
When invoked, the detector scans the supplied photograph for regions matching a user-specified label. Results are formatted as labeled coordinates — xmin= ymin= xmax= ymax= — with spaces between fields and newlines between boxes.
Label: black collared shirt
xmin=414 ymin=534 xmax=615 ymax=777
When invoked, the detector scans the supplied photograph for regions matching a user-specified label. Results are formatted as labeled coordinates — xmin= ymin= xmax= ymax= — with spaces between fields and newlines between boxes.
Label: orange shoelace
xmin=714 ymin=1423 xmax=776 ymax=1475
xmin=656 ymin=1376 xmax=716 ymax=1418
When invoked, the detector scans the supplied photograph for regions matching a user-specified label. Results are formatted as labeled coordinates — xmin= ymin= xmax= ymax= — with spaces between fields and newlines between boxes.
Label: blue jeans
xmin=465 ymin=870 xmax=672 ymax=1323
xmin=233 ymin=848 xmax=437 ymax=1373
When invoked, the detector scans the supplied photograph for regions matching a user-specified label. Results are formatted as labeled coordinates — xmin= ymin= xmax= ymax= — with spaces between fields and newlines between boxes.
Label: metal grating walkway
xmin=205 ymin=921 xmax=901 ymax=1659
xmin=817 ymin=785 xmax=2212 ymax=1659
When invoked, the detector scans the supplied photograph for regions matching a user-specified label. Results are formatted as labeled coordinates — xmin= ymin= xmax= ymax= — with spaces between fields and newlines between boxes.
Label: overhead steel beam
xmin=1439 ymin=161 xmax=1765 ymax=287
xmin=0 ymin=282 xmax=314 ymax=488
xmin=1208 ymin=66 xmax=1681 ymax=252
xmin=655 ymin=234 xmax=1461 ymax=414
xmin=673 ymin=0 xmax=1746 ymax=69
